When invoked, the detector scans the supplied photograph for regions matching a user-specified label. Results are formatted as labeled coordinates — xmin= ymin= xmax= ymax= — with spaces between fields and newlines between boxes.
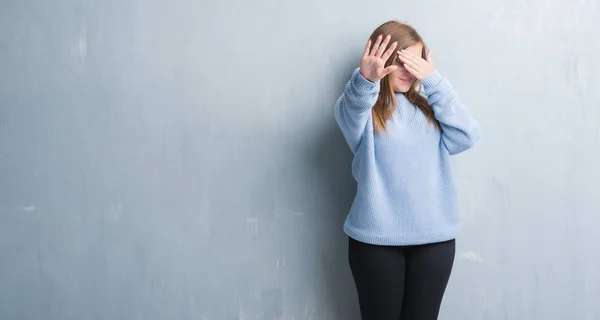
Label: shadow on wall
xmin=306 ymin=114 xmax=361 ymax=320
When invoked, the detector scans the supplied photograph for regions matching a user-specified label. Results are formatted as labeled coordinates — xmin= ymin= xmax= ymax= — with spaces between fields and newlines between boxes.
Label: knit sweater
xmin=334 ymin=67 xmax=480 ymax=246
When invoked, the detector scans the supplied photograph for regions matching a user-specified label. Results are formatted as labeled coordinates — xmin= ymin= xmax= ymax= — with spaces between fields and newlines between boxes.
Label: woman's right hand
xmin=359 ymin=34 xmax=398 ymax=83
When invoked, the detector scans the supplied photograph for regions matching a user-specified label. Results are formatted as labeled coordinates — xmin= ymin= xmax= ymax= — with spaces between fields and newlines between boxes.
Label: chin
xmin=393 ymin=85 xmax=411 ymax=93
xmin=391 ymin=79 xmax=413 ymax=93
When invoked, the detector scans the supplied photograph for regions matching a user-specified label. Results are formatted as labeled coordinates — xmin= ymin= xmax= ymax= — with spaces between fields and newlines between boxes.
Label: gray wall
xmin=1 ymin=0 xmax=600 ymax=319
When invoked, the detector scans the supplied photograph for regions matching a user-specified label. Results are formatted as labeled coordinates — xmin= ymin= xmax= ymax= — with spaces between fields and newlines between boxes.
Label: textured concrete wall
xmin=1 ymin=0 xmax=600 ymax=319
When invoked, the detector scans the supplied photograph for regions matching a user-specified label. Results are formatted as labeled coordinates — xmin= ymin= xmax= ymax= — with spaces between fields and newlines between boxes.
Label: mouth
xmin=399 ymin=78 xmax=413 ymax=85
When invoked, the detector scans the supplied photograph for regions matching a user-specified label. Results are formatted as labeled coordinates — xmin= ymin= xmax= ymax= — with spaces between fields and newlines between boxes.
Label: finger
xmin=381 ymin=41 xmax=398 ymax=61
xmin=363 ymin=39 xmax=372 ymax=57
xmin=397 ymin=52 xmax=420 ymax=69
xmin=397 ymin=50 xmax=413 ymax=60
xmin=399 ymin=51 xmax=425 ymax=68
xmin=404 ymin=63 xmax=419 ymax=76
xmin=376 ymin=34 xmax=392 ymax=57
xmin=398 ymin=50 xmax=419 ymax=61
xmin=426 ymin=50 xmax=433 ymax=63
xmin=383 ymin=65 xmax=399 ymax=75
xmin=369 ymin=34 xmax=383 ymax=56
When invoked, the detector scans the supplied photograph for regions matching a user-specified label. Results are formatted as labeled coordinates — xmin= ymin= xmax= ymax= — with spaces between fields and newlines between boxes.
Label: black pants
xmin=348 ymin=236 xmax=456 ymax=320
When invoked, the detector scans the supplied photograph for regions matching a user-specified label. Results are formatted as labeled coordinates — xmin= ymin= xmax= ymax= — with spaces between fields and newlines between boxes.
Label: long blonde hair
xmin=368 ymin=21 xmax=441 ymax=132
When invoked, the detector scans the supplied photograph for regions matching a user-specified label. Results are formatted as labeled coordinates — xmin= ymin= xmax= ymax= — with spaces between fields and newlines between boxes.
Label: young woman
xmin=334 ymin=20 xmax=480 ymax=320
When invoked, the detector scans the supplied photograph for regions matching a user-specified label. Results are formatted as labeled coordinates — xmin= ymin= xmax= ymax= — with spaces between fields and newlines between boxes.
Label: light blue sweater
xmin=334 ymin=67 xmax=480 ymax=246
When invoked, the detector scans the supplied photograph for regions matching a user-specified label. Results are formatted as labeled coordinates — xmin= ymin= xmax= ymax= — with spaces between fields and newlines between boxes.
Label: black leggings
xmin=348 ymin=236 xmax=456 ymax=320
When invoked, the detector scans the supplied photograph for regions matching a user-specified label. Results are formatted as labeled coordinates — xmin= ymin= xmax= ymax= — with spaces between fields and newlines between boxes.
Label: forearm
xmin=421 ymin=71 xmax=480 ymax=154
xmin=334 ymin=68 xmax=380 ymax=152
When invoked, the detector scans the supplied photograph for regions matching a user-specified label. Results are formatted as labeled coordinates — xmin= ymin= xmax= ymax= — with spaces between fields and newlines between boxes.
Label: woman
xmin=334 ymin=20 xmax=480 ymax=320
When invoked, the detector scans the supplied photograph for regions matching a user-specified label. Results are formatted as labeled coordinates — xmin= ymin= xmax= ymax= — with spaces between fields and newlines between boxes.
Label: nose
xmin=398 ymin=68 xmax=411 ymax=76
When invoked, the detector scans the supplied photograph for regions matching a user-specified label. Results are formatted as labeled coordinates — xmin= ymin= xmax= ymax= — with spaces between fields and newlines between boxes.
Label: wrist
xmin=359 ymin=70 xmax=377 ymax=83
xmin=355 ymin=69 xmax=380 ymax=91
xmin=420 ymin=69 xmax=443 ymax=88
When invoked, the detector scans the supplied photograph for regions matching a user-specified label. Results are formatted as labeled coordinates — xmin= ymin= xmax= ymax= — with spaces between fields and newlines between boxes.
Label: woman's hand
xmin=397 ymin=49 xmax=435 ymax=80
xmin=359 ymin=34 xmax=398 ymax=83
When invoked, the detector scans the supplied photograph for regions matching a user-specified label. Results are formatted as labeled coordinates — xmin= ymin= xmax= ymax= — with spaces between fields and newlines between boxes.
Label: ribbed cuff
xmin=353 ymin=68 xmax=380 ymax=92
xmin=420 ymin=70 xmax=443 ymax=89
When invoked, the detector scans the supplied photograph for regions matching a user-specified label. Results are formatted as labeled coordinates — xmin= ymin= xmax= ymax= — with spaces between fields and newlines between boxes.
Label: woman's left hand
xmin=397 ymin=49 xmax=435 ymax=80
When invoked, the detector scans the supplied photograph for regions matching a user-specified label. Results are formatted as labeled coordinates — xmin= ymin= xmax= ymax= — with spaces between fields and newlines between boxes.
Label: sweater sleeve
xmin=421 ymin=70 xmax=481 ymax=155
xmin=334 ymin=67 xmax=380 ymax=153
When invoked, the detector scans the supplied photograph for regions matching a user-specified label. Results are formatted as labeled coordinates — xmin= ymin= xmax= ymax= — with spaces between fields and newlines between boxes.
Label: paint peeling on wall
xmin=14 ymin=205 xmax=36 ymax=212
xmin=245 ymin=217 xmax=258 ymax=239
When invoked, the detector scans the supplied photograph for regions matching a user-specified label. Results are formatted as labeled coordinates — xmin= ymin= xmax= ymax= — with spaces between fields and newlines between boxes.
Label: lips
xmin=399 ymin=78 xmax=412 ymax=84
